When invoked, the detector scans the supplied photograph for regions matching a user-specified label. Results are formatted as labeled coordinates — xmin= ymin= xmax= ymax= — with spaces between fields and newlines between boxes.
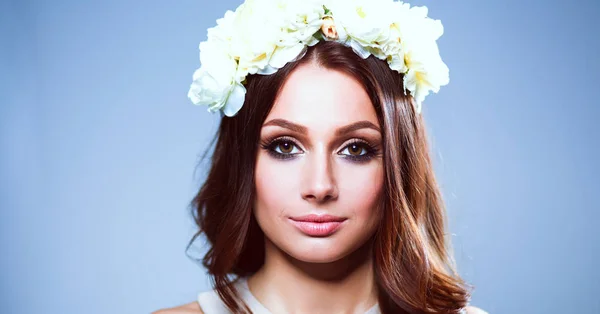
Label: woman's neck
xmin=247 ymin=237 xmax=379 ymax=314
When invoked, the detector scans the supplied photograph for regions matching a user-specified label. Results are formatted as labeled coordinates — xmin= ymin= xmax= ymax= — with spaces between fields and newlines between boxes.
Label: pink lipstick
xmin=288 ymin=214 xmax=346 ymax=237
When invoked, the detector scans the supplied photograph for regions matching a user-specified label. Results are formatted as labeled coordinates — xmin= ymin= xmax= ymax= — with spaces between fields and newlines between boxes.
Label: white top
xmin=197 ymin=277 xmax=381 ymax=314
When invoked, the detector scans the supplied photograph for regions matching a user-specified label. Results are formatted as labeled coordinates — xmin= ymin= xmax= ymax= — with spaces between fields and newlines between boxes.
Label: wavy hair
xmin=188 ymin=41 xmax=471 ymax=313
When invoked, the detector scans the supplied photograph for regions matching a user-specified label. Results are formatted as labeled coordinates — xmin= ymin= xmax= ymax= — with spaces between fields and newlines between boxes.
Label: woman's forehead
xmin=265 ymin=63 xmax=379 ymax=132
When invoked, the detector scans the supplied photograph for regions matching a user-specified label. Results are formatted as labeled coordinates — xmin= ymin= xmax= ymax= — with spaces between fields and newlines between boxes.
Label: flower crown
xmin=188 ymin=0 xmax=449 ymax=117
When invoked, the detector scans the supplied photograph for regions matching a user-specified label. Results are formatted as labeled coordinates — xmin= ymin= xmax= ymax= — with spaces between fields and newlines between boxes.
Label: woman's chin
xmin=279 ymin=238 xmax=352 ymax=264
xmin=289 ymin=251 xmax=345 ymax=264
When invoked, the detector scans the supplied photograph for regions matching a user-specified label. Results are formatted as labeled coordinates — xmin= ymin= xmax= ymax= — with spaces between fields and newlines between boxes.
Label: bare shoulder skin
xmin=152 ymin=301 xmax=203 ymax=314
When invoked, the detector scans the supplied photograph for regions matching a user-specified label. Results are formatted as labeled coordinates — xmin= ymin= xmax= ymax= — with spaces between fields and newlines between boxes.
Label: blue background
xmin=1 ymin=0 xmax=599 ymax=313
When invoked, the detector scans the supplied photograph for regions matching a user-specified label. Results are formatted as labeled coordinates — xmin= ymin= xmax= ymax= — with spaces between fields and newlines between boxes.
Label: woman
xmin=157 ymin=1 xmax=486 ymax=313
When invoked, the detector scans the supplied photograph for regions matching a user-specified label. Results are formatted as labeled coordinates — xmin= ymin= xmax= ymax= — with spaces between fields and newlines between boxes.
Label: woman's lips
xmin=288 ymin=214 xmax=347 ymax=237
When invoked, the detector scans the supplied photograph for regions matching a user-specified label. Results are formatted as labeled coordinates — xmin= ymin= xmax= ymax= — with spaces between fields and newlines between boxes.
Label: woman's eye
xmin=263 ymin=138 xmax=375 ymax=162
xmin=273 ymin=140 xmax=301 ymax=155
xmin=339 ymin=142 xmax=369 ymax=156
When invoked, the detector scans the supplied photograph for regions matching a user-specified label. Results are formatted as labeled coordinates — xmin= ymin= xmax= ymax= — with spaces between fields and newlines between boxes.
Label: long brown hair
xmin=188 ymin=41 xmax=471 ymax=313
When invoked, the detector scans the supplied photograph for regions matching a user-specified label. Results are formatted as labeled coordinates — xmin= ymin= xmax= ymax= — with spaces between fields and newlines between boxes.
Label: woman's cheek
xmin=338 ymin=162 xmax=383 ymax=214
xmin=255 ymin=156 xmax=300 ymax=211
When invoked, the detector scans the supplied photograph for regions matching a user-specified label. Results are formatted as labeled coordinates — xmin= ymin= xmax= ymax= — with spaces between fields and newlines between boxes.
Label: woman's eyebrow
xmin=262 ymin=119 xmax=380 ymax=135
xmin=334 ymin=120 xmax=381 ymax=136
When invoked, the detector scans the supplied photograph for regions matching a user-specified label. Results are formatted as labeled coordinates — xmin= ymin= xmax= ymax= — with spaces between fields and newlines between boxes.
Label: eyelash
xmin=260 ymin=136 xmax=379 ymax=163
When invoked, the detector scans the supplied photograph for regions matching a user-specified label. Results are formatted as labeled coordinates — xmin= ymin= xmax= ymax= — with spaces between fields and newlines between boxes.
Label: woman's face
xmin=254 ymin=62 xmax=384 ymax=263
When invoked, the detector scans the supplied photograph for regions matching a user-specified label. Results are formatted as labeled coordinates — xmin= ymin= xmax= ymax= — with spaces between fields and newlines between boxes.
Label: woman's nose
xmin=300 ymin=148 xmax=338 ymax=203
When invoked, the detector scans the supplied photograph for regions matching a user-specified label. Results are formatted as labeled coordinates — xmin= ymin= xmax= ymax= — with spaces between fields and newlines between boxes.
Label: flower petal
xmin=222 ymin=82 xmax=247 ymax=117
xmin=347 ymin=38 xmax=371 ymax=59
xmin=269 ymin=44 xmax=306 ymax=69
xmin=257 ymin=64 xmax=278 ymax=75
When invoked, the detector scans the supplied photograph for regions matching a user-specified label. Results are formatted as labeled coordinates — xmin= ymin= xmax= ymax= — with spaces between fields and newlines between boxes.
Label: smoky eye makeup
xmin=259 ymin=135 xmax=381 ymax=163
xmin=259 ymin=135 xmax=303 ymax=160
xmin=338 ymin=138 xmax=381 ymax=163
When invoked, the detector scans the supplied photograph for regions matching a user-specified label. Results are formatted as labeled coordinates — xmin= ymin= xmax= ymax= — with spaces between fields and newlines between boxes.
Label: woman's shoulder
xmin=153 ymin=281 xmax=236 ymax=314
xmin=465 ymin=305 xmax=488 ymax=314
xmin=152 ymin=301 xmax=204 ymax=314
xmin=152 ymin=302 xmax=483 ymax=314
xmin=151 ymin=283 xmax=486 ymax=314
xmin=152 ymin=302 xmax=485 ymax=314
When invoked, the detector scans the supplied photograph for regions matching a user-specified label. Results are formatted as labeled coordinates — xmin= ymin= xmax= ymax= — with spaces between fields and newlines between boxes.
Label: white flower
xmin=268 ymin=0 xmax=324 ymax=70
xmin=207 ymin=10 xmax=236 ymax=46
xmin=188 ymin=0 xmax=450 ymax=117
xmin=403 ymin=44 xmax=449 ymax=113
xmin=188 ymin=40 xmax=246 ymax=117
xmin=325 ymin=0 xmax=395 ymax=59
xmin=283 ymin=0 xmax=324 ymax=43
xmin=394 ymin=3 xmax=449 ymax=112
xmin=229 ymin=0 xmax=287 ymax=78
